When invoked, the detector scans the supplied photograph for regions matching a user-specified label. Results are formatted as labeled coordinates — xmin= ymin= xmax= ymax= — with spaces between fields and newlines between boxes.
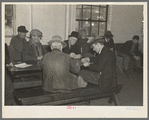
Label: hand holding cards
xmin=81 ymin=57 xmax=90 ymax=67
xmin=70 ymin=52 xmax=82 ymax=59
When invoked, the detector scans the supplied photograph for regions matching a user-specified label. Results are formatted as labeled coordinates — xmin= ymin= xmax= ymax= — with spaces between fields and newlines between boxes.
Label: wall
xmin=5 ymin=4 xmax=76 ymax=45
xmin=109 ymin=5 xmax=143 ymax=52
xmin=5 ymin=4 xmax=144 ymax=52
xmin=32 ymin=4 xmax=66 ymax=45
xmin=5 ymin=5 xmax=32 ymax=45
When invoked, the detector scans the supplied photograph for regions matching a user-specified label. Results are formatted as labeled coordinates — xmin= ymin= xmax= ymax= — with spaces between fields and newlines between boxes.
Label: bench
xmin=13 ymin=83 xmax=122 ymax=106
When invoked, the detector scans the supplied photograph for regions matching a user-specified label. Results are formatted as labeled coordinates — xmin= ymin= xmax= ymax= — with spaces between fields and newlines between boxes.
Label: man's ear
xmin=51 ymin=46 xmax=53 ymax=50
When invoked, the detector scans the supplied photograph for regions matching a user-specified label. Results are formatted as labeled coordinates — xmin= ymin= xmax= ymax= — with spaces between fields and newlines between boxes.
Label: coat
xmin=104 ymin=38 xmax=115 ymax=52
xmin=119 ymin=40 xmax=141 ymax=58
xmin=22 ymin=40 xmax=45 ymax=62
xmin=89 ymin=47 xmax=117 ymax=90
xmin=63 ymin=40 xmax=78 ymax=54
xmin=42 ymin=49 xmax=80 ymax=92
xmin=76 ymin=37 xmax=94 ymax=54
xmin=9 ymin=35 xmax=26 ymax=62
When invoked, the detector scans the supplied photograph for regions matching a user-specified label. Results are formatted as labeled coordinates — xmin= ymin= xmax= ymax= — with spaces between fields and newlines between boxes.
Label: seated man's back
xmin=42 ymin=35 xmax=81 ymax=92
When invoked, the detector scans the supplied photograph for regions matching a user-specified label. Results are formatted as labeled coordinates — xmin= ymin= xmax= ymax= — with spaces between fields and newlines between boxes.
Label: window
xmin=75 ymin=5 xmax=108 ymax=37
xmin=5 ymin=4 xmax=15 ymax=37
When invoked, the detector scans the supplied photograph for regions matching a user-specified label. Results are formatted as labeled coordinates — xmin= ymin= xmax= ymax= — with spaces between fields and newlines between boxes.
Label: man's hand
xmin=75 ymin=54 xmax=82 ymax=59
xmin=37 ymin=55 xmax=43 ymax=60
xmin=83 ymin=62 xmax=90 ymax=67
xmin=134 ymin=56 xmax=140 ymax=60
xmin=70 ymin=52 xmax=76 ymax=58
xmin=81 ymin=57 xmax=90 ymax=63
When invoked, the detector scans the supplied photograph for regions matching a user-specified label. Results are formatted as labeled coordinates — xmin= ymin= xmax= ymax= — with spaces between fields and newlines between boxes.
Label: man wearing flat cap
xmin=42 ymin=35 xmax=86 ymax=93
xmin=22 ymin=29 xmax=45 ymax=61
xmin=9 ymin=25 xmax=28 ymax=63
xmin=119 ymin=35 xmax=143 ymax=72
xmin=79 ymin=37 xmax=117 ymax=91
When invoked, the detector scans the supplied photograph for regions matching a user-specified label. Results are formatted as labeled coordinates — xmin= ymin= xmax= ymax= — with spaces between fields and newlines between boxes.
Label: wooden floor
xmin=90 ymin=69 xmax=143 ymax=106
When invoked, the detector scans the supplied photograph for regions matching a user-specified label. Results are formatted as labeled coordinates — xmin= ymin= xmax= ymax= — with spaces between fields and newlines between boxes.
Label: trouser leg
xmin=123 ymin=54 xmax=131 ymax=71
xmin=134 ymin=57 xmax=141 ymax=69
xmin=79 ymin=70 xmax=100 ymax=85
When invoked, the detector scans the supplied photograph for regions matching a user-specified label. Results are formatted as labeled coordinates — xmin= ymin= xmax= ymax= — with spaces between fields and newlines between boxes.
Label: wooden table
xmin=6 ymin=61 xmax=43 ymax=89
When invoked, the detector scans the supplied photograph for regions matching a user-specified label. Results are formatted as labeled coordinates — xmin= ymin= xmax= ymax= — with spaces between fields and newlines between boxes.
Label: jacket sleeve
xmin=22 ymin=42 xmax=37 ymax=61
xmin=10 ymin=37 xmax=24 ymax=53
xmin=120 ymin=41 xmax=134 ymax=58
xmin=70 ymin=58 xmax=80 ymax=74
xmin=108 ymin=39 xmax=115 ymax=49
xmin=89 ymin=50 xmax=110 ymax=73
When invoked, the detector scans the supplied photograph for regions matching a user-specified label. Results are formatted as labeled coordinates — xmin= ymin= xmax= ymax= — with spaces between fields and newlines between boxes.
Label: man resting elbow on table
xmin=63 ymin=31 xmax=82 ymax=59
xmin=22 ymin=29 xmax=45 ymax=62
xmin=42 ymin=35 xmax=87 ymax=93
xmin=79 ymin=37 xmax=117 ymax=91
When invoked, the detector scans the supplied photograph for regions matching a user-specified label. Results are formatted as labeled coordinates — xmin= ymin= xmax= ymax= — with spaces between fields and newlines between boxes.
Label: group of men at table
xmin=5 ymin=25 xmax=143 ymax=104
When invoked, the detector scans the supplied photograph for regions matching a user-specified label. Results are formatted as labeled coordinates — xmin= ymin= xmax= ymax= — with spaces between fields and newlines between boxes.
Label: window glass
xmin=83 ymin=6 xmax=91 ymax=20
xmin=5 ymin=5 xmax=14 ymax=36
xmin=76 ymin=5 xmax=108 ymax=36
xmin=92 ymin=6 xmax=99 ymax=20
xmin=76 ymin=5 xmax=82 ymax=19
xmin=99 ymin=22 xmax=106 ymax=36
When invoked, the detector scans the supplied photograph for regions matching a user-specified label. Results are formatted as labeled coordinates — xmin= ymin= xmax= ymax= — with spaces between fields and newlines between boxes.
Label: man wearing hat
xmin=42 ymin=35 xmax=86 ymax=93
xmin=63 ymin=31 xmax=82 ymax=59
xmin=103 ymin=31 xmax=115 ymax=52
xmin=9 ymin=25 xmax=28 ymax=63
xmin=22 ymin=29 xmax=45 ymax=61
xmin=119 ymin=35 xmax=143 ymax=72
xmin=79 ymin=37 xmax=117 ymax=91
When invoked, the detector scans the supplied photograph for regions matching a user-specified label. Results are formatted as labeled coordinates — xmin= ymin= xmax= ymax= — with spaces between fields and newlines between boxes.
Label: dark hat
xmin=30 ymin=29 xmax=43 ymax=37
xmin=132 ymin=35 xmax=139 ymax=40
xmin=90 ymin=36 xmax=105 ymax=48
xmin=48 ymin=35 xmax=67 ymax=48
xmin=17 ymin=26 xmax=28 ymax=33
xmin=104 ymin=31 xmax=113 ymax=39
xmin=69 ymin=31 xmax=79 ymax=39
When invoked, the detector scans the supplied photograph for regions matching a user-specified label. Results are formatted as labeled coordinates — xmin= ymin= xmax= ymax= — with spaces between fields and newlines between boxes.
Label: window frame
xmin=76 ymin=5 xmax=108 ymax=37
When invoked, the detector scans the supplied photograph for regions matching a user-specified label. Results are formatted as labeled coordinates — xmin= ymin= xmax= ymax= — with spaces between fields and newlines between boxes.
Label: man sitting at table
xmin=22 ymin=29 xmax=45 ymax=62
xmin=42 ymin=35 xmax=87 ymax=93
xmin=79 ymin=37 xmax=117 ymax=91
xmin=9 ymin=25 xmax=28 ymax=63
xmin=63 ymin=31 xmax=82 ymax=59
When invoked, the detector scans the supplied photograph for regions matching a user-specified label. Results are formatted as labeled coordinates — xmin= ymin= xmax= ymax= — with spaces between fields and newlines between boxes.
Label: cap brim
xmin=90 ymin=38 xmax=105 ymax=48
xmin=48 ymin=40 xmax=67 ymax=48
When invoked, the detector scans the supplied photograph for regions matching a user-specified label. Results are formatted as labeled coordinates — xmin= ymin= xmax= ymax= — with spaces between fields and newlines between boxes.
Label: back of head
xmin=90 ymin=38 xmax=105 ymax=48
xmin=132 ymin=35 xmax=139 ymax=40
xmin=78 ymin=28 xmax=87 ymax=37
xmin=51 ymin=42 xmax=63 ymax=50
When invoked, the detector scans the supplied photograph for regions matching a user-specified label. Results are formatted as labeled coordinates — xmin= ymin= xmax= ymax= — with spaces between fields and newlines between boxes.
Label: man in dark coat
xmin=63 ymin=31 xmax=82 ymax=59
xmin=22 ymin=29 xmax=44 ymax=62
xmin=9 ymin=26 xmax=28 ymax=63
xmin=119 ymin=35 xmax=143 ymax=72
xmin=103 ymin=31 xmax=115 ymax=52
xmin=76 ymin=29 xmax=94 ymax=55
xmin=42 ymin=35 xmax=86 ymax=93
xmin=79 ymin=38 xmax=117 ymax=91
